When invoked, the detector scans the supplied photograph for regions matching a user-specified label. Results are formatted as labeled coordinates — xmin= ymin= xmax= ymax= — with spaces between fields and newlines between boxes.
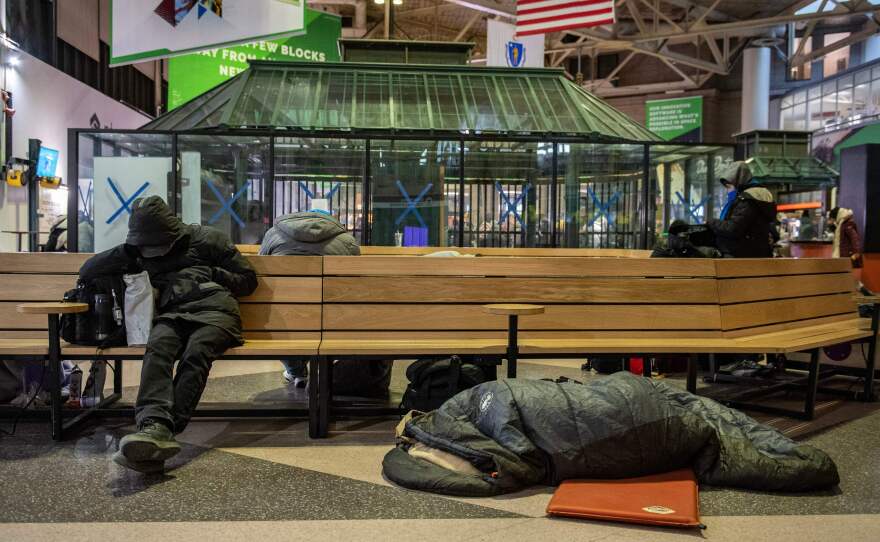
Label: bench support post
xmin=686 ymin=355 xmax=698 ymax=393
xmin=318 ymin=356 xmax=332 ymax=438
xmin=47 ymin=314 xmax=63 ymax=441
xmin=804 ymin=348 xmax=821 ymax=420
xmin=308 ymin=358 xmax=320 ymax=439
xmin=507 ymin=315 xmax=518 ymax=379
xmin=864 ymin=304 xmax=879 ymax=402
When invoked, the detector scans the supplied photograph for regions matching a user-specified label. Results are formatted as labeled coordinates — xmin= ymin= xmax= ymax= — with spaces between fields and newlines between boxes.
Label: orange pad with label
xmin=546 ymin=468 xmax=701 ymax=528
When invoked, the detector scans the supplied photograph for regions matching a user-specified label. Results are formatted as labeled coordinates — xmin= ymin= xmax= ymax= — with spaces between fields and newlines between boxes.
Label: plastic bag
xmin=123 ymin=271 xmax=154 ymax=346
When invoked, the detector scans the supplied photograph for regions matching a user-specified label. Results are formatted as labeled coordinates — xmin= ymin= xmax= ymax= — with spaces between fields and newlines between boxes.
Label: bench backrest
xmin=235 ymin=244 xmax=653 ymax=259
xmin=0 ymin=253 xmax=322 ymax=341
xmin=715 ymin=258 xmax=859 ymax=337
xmin=321 ymin=256 xmax=725 ymax=341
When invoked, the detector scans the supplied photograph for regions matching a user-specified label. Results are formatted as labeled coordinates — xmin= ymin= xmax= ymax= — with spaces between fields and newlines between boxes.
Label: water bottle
xmin=94 ymin=294 xmax=112 ymax=341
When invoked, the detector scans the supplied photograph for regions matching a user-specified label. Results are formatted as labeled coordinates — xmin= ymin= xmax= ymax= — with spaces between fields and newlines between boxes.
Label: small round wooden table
xmin=17 ymin=302 xmax=89 ymax=439
xmin=483 ymin=304 xmax=545 ymax=378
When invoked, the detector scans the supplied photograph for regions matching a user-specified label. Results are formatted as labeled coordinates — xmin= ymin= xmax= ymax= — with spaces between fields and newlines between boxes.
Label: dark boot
xmin=111 ymin=451 xmax=165 ymax=474
xmin=119 ymin=420 xmax=181 ymax=462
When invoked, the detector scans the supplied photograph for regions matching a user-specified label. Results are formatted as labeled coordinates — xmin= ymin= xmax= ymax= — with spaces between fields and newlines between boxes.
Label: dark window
xmin=7 ymin=0 xmax=54 ymax=64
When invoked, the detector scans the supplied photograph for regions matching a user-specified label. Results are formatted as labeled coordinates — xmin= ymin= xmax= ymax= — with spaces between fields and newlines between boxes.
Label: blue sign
xmin=506 ymin=41 xmax=525 ymax=68
xmin=36 ymin=147 xmax=60 ymax=177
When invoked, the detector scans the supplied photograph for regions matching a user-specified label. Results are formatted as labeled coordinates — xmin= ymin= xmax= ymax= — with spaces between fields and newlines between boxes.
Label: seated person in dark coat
xmin=80 ymin=196 xmax=257 ymax=473
xmin=707 ymin=161 xmax=777 ymax=258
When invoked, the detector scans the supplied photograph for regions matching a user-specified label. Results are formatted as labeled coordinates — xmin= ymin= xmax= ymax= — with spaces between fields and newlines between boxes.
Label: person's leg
xmin=117 ymin=321 xmax=185 ymax=470
xmin=282 ymin=359 xmax=308 ymax=387
xmin=134 ymin=320 xmax=184 ymax=429
xmin=170 ymin=323 xmax=236 ymax=433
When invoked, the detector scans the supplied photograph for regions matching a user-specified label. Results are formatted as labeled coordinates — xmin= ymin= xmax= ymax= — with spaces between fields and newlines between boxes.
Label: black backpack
xmin=60 ymin=275 xmax=127 ymax=347
xmin=333 ymin=359 xmax=393 ymax=398
xmin=401 ymin=356 xmax=487 ymax=412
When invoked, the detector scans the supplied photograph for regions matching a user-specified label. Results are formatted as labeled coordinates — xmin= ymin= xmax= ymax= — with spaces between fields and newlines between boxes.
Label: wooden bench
xmin=1 ymin=252 xmax=876 ymax=440
xmin=0 ymin=252 xmax=323 ymax=440
xmin=313 ymin=255 xmax=876 ymax=435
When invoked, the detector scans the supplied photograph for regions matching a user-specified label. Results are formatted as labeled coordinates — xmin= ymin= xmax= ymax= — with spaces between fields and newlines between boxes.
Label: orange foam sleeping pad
xmin=546 ymin=468 xmax=702 ymax=529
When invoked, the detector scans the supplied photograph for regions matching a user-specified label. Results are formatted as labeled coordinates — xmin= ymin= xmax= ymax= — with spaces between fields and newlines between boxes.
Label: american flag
xmin=516 ymin=0 xmax=616 ymax=37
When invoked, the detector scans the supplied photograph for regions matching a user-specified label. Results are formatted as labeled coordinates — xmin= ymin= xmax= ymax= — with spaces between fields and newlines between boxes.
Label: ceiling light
xmin=8 ymin=56 xmax=19 ymax=67
xmin=374 ymin=0 xmax=384 ymax=4
xmin=393 ymin=0 xmax=402 ymax=4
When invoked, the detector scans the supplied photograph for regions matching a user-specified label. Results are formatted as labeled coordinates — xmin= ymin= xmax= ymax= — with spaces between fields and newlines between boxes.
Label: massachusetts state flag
xmin=516 ymin=0 xmax=616 ymax=37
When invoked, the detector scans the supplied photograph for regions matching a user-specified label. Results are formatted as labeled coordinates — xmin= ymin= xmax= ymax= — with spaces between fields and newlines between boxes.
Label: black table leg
xmin=507 ymin=315 xmax=518 ymax=379
xmin=318 ymin=356 xmax=331 ymax=438
xmin=47 ymin=314 xmax=63 ymax=441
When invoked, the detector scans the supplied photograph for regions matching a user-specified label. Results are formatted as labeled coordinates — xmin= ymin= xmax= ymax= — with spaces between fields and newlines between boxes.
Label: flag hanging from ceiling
xmin=516 ymin=0 xmax=616 ymax=37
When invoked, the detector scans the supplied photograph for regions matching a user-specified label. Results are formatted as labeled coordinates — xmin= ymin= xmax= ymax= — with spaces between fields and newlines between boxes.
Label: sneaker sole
xmin=120 ymin=436 xmax=181 ymax=462
xmin=111 ymin=451 xmax=165 ymax=474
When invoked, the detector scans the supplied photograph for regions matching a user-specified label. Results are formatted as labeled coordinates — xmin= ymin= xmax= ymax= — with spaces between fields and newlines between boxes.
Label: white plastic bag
xmin=123 ymin=271 xmax=155 ymax=346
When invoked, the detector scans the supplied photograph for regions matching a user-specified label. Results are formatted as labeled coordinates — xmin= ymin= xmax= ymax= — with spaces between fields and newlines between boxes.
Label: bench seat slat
xmin=0 ymin=339 xmax=48 ymax=355
xmin=318 ymin=339 xmax=506 ymax=356
xmin=323 ymin=304 xmax=722 ymax=331
xmin=324 ymin=277 xmax=719 ymax=304
xmin=720 ymin=293 xmax=858 ymax=331
xmin=717 ymin=273 xmax=855 ymax=304
xmin=62 ymin=339 xmax=320 ymax=357
xmin=324 ymin=256 xmax=716 ymax=278
xmin=715 ymin=258 xmax=852 ymax=278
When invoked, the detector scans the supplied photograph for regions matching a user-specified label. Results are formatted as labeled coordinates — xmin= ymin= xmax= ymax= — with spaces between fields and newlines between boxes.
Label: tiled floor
xmin=1 ymin=359 xmax=879 ymax=541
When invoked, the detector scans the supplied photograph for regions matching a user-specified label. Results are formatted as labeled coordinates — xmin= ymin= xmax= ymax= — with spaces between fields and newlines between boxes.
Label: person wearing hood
xmin=79 ymin=196 xmax=257 ymax=473
xmin=260 ymin=210 xmax=360 ymax=387
xmin=707 ymin=161 xmax=777 ymax=258
xmin=829 ymin=207 xmax=862 ymax=268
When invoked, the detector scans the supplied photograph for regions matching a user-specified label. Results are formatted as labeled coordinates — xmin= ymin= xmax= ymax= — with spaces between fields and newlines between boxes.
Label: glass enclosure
xmin=70 ymin=131 xmax=734 ymax=252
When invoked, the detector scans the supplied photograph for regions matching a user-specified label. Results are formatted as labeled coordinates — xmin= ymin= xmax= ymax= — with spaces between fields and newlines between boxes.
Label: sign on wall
xmin=487 ymin=20 xmax=544 ymax=68
xmin=167 ymin=9 xmax=340 ymax=109
xmin=93 ymin=157 xmax=171 ymax=252
xmin=646 ymin=96 xmax=704 ymax=142
xmin=111 ymin=0 xmax=305 ymax=66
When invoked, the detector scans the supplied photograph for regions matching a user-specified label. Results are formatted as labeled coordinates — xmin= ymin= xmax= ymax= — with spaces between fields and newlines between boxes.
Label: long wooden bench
xmin=0 ymin=252 xmax=323 ymax=440
xmin=236 ymin=244 xmax=652 ymax=258
xmin=313 ymin=255 xmax=877 ymax=435
xmin=1 ymin=252 xmax=876 ymax=441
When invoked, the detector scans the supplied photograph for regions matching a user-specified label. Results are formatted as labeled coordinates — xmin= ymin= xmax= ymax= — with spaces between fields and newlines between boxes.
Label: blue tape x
xmin=297 ymin=181 xmax=341 ymax=203
xmin=105 ymin=177 xmax=150 ymax=225
xmin=587 ymin=188 xmax=621 ymax=227
xmin=395 ymin=180 xmax=433 ymax=228
xmin=675 ymin=192 xmax=710 ymax=222
xmin=79 ymin=183 xmax=93 ymax=219
xmin=207 ymin=180 xmax=250 ymax=228
xmin=497 ymin=182 xmax=531 ymax=228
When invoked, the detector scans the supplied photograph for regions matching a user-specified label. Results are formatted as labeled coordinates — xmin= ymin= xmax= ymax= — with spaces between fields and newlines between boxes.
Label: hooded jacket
xmin=259 ymin=212 xmax=360 ymax=256
xmin=832 ymin=208 xmax=862 ymax=262
xmin=79 ymin=198 xmax=257 ymax=344
xmin=708 ymin=162 xmax=777 ymax=258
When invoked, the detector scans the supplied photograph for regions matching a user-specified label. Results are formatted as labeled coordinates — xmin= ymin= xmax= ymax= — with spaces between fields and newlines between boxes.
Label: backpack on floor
xmin=60 ymin=275 xmax=127 ymax=347
xmin=401 ymin=356 xmax=487 ymax=412
xmin=333 ymin=359 xmax=393 ymax=398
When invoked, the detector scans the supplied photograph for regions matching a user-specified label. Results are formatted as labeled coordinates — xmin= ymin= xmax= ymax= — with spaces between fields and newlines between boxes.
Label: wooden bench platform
xmin=1 ymin=252 xmax=876 ymax=440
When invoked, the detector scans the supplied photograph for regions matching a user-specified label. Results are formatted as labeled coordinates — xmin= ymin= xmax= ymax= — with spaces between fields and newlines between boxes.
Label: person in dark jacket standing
xmin=707 ymin=162 xmax=777 ymax=258
xmin=260 ymin=210 xmax=360 ymax=386
xmin=81 ymin=196 xmax=257 ymax=473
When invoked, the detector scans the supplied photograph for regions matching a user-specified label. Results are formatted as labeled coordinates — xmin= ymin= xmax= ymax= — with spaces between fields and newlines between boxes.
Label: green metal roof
xmin=144 ymin=60 xmax=659 ymax=142
xmin=746 ymin=156 xmax=839 ymax=185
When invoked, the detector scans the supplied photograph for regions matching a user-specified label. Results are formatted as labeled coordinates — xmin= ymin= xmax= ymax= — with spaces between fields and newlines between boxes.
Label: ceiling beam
xmin=395 ymin=4 xmax=458 ymax=19
xmin=455 ymin=12 xmax=482 ymax=42
xmin=440 ymin=0 xmax=514 ymax=20
xmin=791 ymin=22 xmax=880 ymax=65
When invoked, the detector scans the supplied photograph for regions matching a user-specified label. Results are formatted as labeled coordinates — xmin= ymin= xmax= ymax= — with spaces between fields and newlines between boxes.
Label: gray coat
xmin=259 ymin=212 xmax=360 ymax=256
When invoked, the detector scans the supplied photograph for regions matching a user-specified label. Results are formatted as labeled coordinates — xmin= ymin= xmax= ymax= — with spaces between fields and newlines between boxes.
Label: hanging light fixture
xmin=392 ymin=0 xmax=402 ymax=4
xmin=374 ymin=0 xmax=384 ymax=4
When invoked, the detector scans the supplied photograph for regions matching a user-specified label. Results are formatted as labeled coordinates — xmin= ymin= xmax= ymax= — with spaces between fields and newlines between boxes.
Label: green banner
xmin=646 ymin=96 xmax=703 ymax=142
xmin=167 ymin=9 xmax=341 ymax=110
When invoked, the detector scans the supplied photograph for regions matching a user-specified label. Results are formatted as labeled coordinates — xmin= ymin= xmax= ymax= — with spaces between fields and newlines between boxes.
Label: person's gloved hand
xmin=212 ymin=266 xmax=235 ymax=289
